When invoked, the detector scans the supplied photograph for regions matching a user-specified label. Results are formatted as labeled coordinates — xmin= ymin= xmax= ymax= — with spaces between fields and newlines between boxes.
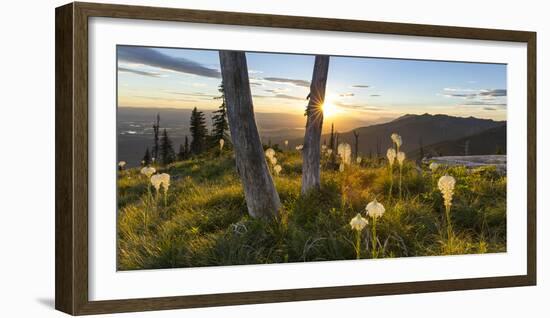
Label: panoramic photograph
xmin=116 ymin=45 xmax=507 ymax=270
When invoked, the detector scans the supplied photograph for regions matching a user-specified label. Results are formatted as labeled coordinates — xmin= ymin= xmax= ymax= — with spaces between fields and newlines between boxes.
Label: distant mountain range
xmin=309 ymin=113 xmax=506 ymax=159
xmin=117 ymin=108 xmax=506 ymax=166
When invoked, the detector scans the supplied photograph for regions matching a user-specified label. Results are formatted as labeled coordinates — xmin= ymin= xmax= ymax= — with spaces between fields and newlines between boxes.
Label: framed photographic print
xmin=55 ymin=2 xmax=536 ymax=315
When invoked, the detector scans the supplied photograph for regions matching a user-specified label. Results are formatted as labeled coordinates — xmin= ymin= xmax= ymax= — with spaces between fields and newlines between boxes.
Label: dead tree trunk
xmin=301 ymin=55 xmax=330 ymax=194
xmin=219 ymin=51 xmax=281 ymax=219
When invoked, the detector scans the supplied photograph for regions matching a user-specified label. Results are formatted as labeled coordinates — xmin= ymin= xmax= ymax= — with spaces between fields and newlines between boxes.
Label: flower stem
xmin=371 ymin=217 xmax=378 ymax=258
xmin=388 ymin=165 xmax=393 ymax=199
xmin=445 ymin=205 xmax=453 ymax=253
xmin=355 ymin=230 xmax=361 ymax=259
xmin=399 ymin=165 xmax=403 ymax=201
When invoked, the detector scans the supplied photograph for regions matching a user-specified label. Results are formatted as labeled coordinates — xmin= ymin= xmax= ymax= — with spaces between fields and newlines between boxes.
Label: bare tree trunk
xmin=219 ymin=51 xmax=281 ymax=219
xmin=301 ymin=55 xmax=330 ymax=194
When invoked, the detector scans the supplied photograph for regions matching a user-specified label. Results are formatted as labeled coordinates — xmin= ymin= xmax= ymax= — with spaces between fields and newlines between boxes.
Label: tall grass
xmin=117 ymin=151 xmax=506 ymax=270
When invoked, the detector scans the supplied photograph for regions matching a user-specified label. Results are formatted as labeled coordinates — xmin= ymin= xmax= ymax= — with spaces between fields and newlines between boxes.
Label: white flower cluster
xmin=438 ymin=175 xmax=456 ymax=208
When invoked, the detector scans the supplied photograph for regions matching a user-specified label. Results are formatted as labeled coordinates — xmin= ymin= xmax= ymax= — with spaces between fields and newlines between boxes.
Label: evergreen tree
xmin=178 ymin=144 xmax=186 ymax=161
xmin=189 ymin=107 xmax=208 ymax=154
xmin=152 ymin=113 xmax=160 ymax=161
xmin=142 ymin=147 xmax=151 ymax=166
xmin=160 ymin=128 xmax=175 ymax=165
xmin=211 ymin=83 xmax=229 ymax=145
xmin=184 ymin=136 xmax=190 ymax=157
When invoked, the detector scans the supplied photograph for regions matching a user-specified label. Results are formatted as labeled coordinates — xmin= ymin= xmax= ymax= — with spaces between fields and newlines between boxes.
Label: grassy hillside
xmin=117 ymin=150 xmax=506 ymax=270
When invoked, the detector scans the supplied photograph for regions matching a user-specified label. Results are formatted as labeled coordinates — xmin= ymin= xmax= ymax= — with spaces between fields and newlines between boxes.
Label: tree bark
xmin=301 ymin=55 xmax=330 ymax=194
xmin=219 ymin=51 xmax=281 ymax=219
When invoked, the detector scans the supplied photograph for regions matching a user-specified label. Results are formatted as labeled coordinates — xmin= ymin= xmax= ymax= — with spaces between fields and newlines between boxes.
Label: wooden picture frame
xmin=55 ymin=2 xmax=536 ymax=315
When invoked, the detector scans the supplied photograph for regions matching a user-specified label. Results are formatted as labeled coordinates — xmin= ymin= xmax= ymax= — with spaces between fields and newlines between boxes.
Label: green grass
xmin=117 ymin=150 xmax=506 ymax=270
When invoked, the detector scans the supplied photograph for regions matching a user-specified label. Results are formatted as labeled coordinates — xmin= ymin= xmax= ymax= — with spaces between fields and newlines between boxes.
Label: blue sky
xmin=117 ymin=45 xmax=507 ymax=125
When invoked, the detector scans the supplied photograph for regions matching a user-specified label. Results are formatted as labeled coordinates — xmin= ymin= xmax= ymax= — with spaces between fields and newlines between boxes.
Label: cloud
xmin=334 ymin=101 xmax=381 ymax=111
xmin=165 ymin=91 xmax=217 ymax=99
xmin=351 ymin=84 xmax=370 ymax=88
xmin=441 ymin=87 xmax=507 ymax=109
xmin=253 ymin=93 xmax=304 ymax=101
xmin=118 ymin=46 xmax=221 ymax=78
xmin=262 ymin=77 xmax=310 ymax=87
xmin=370 ymin=94 xmax=381 ymax=97
xmin=339 ymin=93 xmax=355 ymax=97
xmin=479 ymin=89 xmax=507 ymax=97
xmin=118 ymin=66 xmax=162 ymax=77
xmin=264 ymin=88 xmax=290 ymax=94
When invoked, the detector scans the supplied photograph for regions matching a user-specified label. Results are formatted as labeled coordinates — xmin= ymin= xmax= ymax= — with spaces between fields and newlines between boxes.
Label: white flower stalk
xmin=140 ymin=166 xmax=156 ymax=178
xmin=269 ymin=156 xmax=278 ymax=166
xmin=365 ymin=199 xmax=385 ymax=258
xmin=386 ymin=148 xmax=396 ymax=166
xmin=365 ymin=199 xmax=385 ymax=219
xmin=295 ymin=144 xmax=303 ymax=151
xmin=274 ymin=164 xmax=282 ymax=176
xmin=265 ymin=148 xmax=275 ymax=160
xmin=339 ymin=162 xmax=345 ymax=172
xmin=356 ymin=156 xmax=362 ymax=164
xmin=141 ymin=160 xmax=145 ymax=166
xmin=118 ymin=161 xmax=126 ymax=170
xmin=350 ymin=213 xmax=369 ymax=259
xmin=386 ymin=148 xmax=396 ymax=197
xmin=150 ymin=173 xmax=171 ymax=205
xmin=321 ymin=144 xmax=327 ymax=152
xmin=284 ymin=140 xmax=289 ymax=149
xmin=438 ymin=175 xmax=455 ymax=209
xmin=397 ymin=151 xmax=406 ymax=199
xmin=438 ymin=174 xmax=456 ymax=243
xmin=338 ymin=143 xmax=352 ymax=165
xmin=391 ymin=133 xmax=402 ymax=152
xmin=350 ymin=213 xmax=368 ymax=231
xmin=150 ymin=174 xmax=163 ymax=193
xmin=219 ymin=138 xmax=225 ymax=151
xmin=327 ymin=149 xmax=333 ymax=155
xmin=429 ymin=162 xmax=440 ymax=172
xmin=160 ymin=173 xmax=171 ymax=206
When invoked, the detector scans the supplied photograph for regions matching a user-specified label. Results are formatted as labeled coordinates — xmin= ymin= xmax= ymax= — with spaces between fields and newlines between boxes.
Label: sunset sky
xmin=117 ymin=45 xmax=507 ymax=124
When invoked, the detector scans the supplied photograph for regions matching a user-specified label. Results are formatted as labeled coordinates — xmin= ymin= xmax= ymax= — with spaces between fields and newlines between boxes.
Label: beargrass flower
xmin=386 ymin=148 xmax=396 ymax=197
xmin=219 ymin=139 xmax=225 ymax=151
xmin=296 ymin=145 xmax=303 ymax=151
xmin=350 ymin=213 xmax=368 ymax=259
xmin=438 ymin=174 xmax=456 ymax=245
xmin=140 ymin=166 xmax=156 ymax=178
xmin=338 ymin=143 xmax=352 ymax=165
xmin=274 ymin=164 xmax=282 ymax=176
xmin=118 ymin=161 xmax=126 ymax=170
xmin=391 ymin=133 xmax=402 ymax=151
xmin=365 ymin=199 xmax=385 ymax=258
xmin=397 ymin=151 xmax=406 ymax=199
xmin=429 ymin=162 xmax=440 ymax=172
xmin=265 ymin=148 xmax=275 ymax=160
xmin=356 ymin=156 xmax=362 ymax=164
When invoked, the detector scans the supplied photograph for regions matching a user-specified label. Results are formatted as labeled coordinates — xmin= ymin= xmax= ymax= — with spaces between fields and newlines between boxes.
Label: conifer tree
xmin=142 ymin=147 xmax=152 ymax=166
xmin=178 ymin=144 xmax=186 ymax=161
xmin=211 ymin=83 xmax=229 ymax=145
xmin=189 ymin=107 xmax=208 ymax=154
xmin=160 ymin=128 xmax=175 ymax=165
xmin=184 ymin=136 xmax=190 ymax=157
xmin=152 ymin=113 xmax=160 ymax=160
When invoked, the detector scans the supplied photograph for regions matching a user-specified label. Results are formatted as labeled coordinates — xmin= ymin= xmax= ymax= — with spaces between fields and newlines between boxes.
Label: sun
xmin=322 ymin=96 xmax=342 ymax=118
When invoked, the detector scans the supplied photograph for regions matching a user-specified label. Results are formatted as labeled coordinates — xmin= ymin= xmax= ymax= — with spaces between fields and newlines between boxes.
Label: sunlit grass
xmin=117 ymin=150 xmax=506 ymax=270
